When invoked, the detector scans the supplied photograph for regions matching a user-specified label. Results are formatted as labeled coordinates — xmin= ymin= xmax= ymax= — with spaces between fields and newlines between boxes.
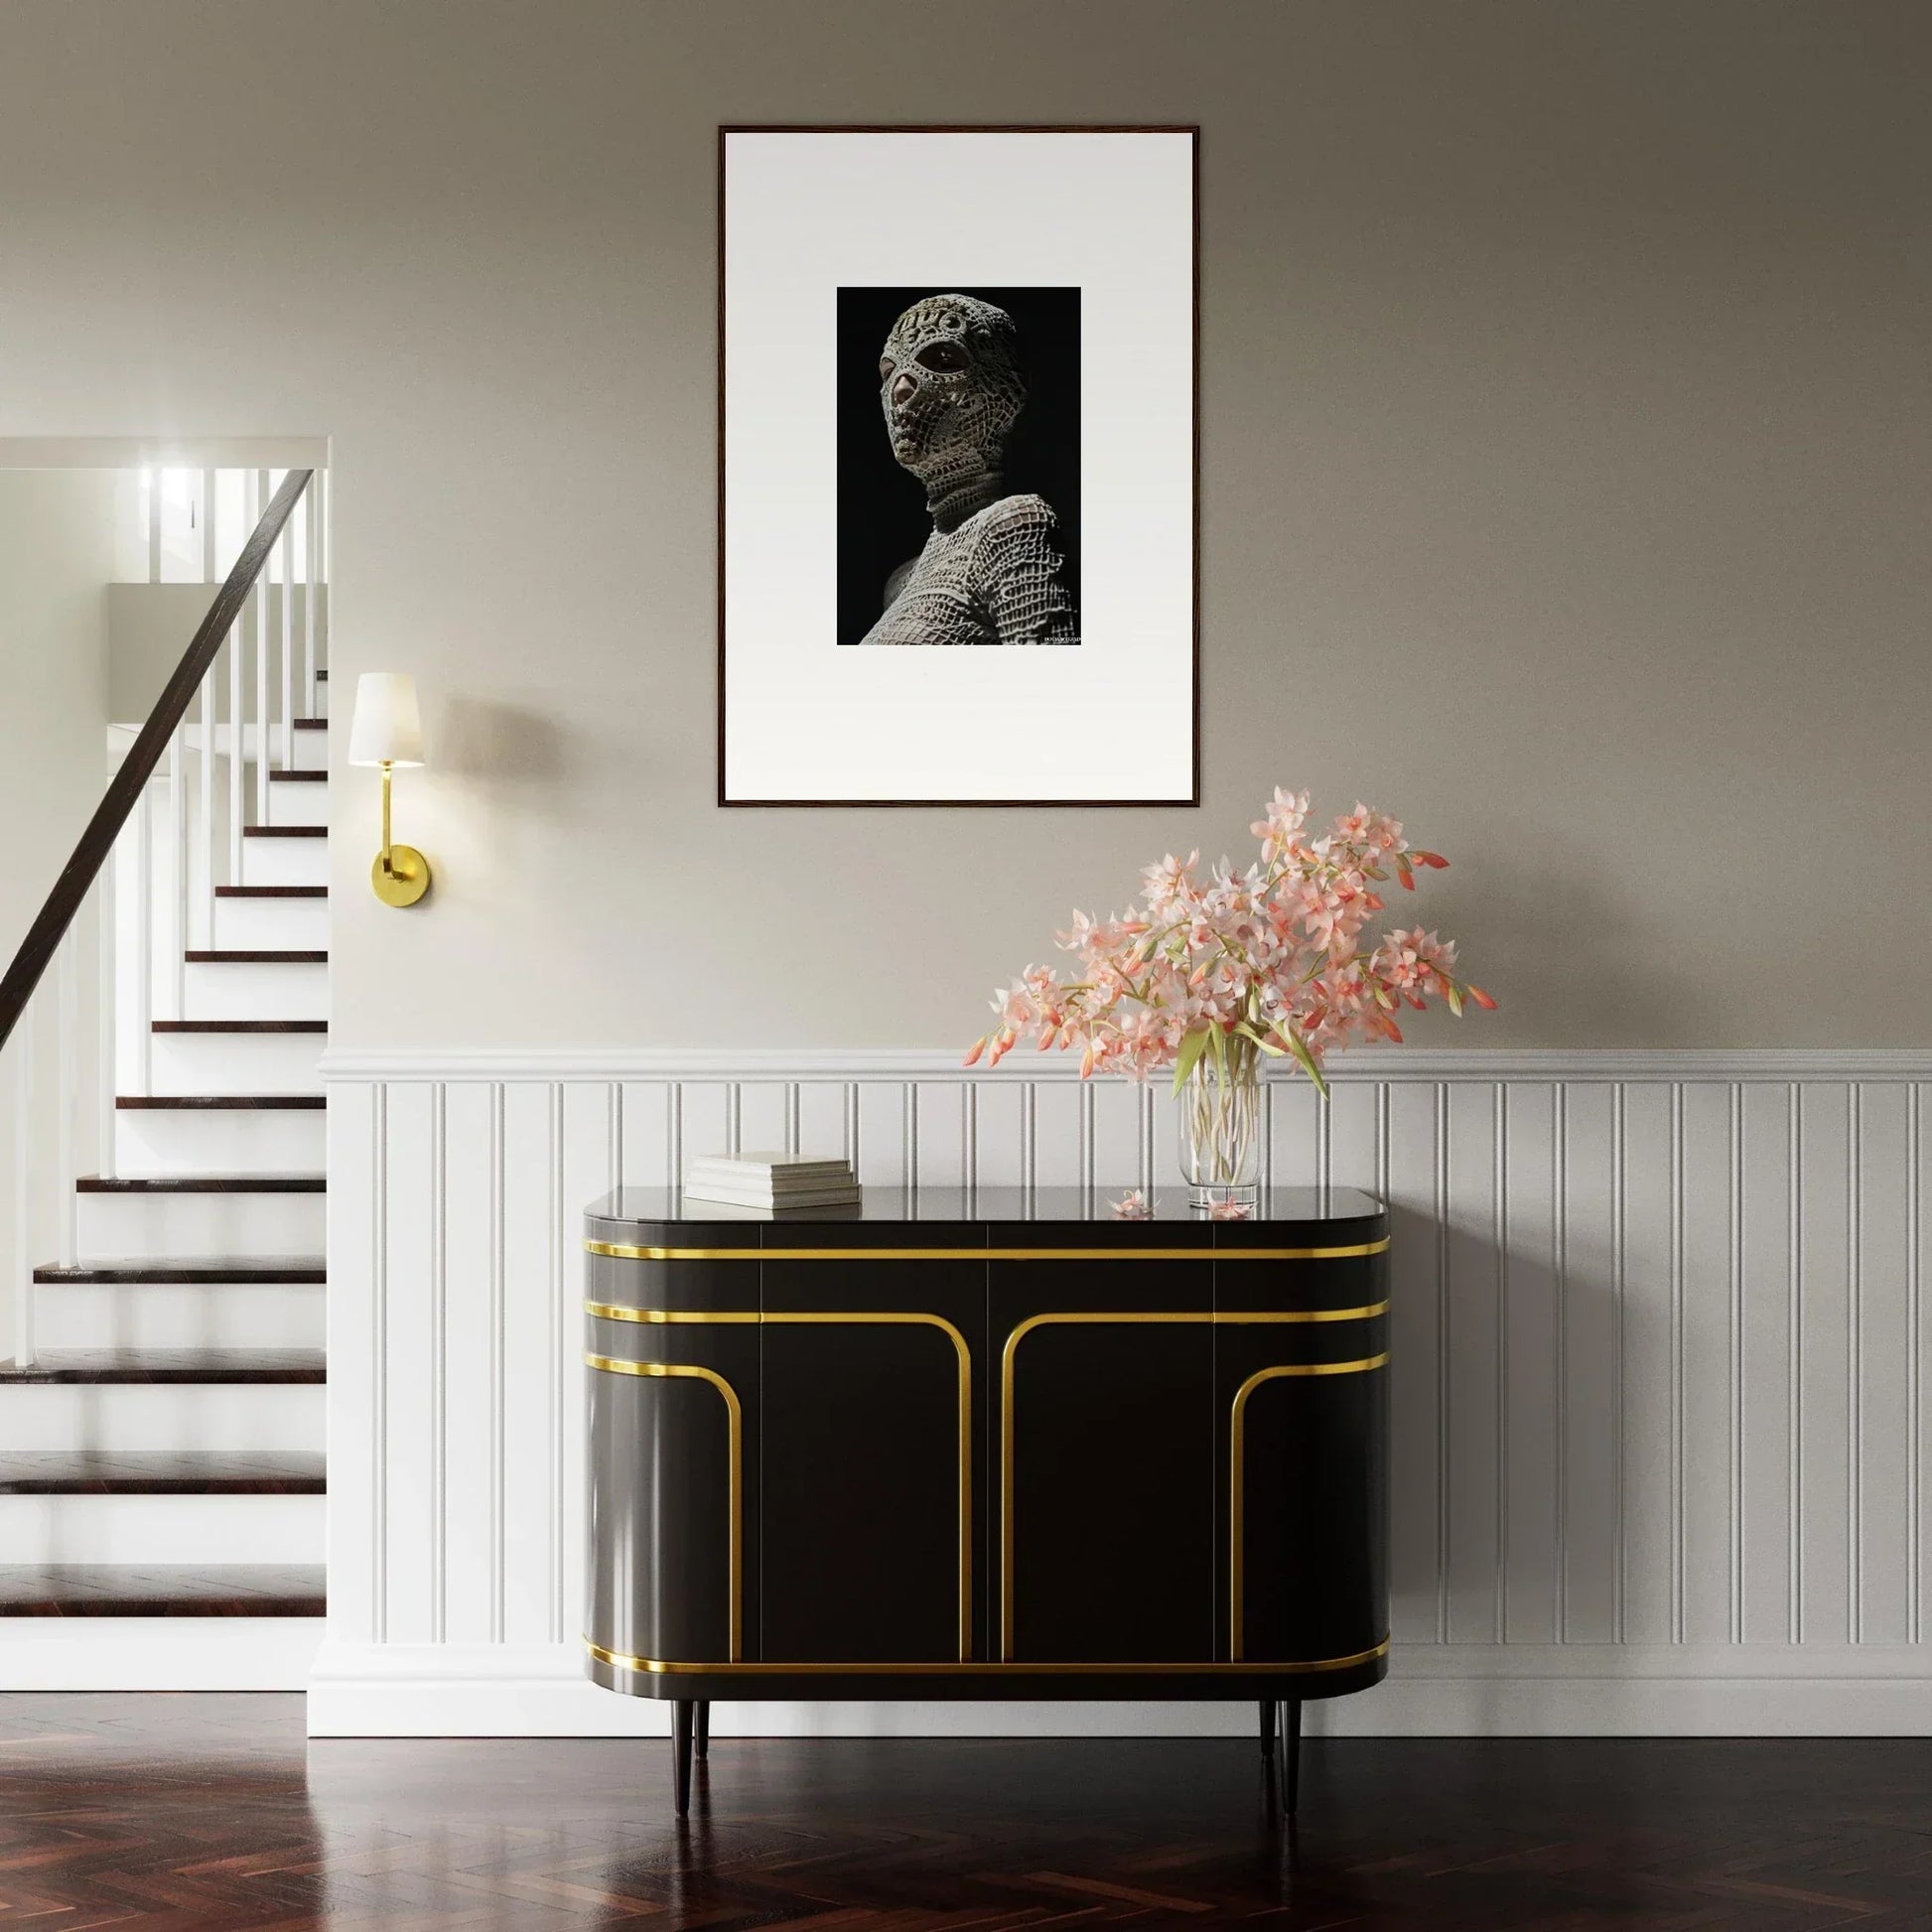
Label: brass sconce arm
xmin=372 ymin=761 xmax=431 ymax=907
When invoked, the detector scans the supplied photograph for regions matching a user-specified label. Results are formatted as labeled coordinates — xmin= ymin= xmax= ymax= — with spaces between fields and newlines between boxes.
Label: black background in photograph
xmin=836 ymin=286 xmax=1081 ymax=647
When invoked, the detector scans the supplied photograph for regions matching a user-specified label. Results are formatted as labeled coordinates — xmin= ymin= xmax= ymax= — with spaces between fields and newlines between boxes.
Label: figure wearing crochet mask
xmin=861 ymin=293 xmax=1078 ymax=647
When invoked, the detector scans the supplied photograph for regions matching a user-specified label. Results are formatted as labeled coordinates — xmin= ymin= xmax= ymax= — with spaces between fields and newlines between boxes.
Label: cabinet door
xmin=993 ymin=1248 xmax=1215 ymax=1663
xmin=586 ymin=1321 xmax=761 ymax=1669
xmin=1214 ymin=1250 xmax=1390 ymax=1665
xmin=585 ymin=1240 xmax=762 ymax=1670
xmin=759 ymin=1252 xmax=987 ymax=1663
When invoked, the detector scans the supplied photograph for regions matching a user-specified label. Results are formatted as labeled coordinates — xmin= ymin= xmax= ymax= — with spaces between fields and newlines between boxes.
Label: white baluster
xmin=57 ymin=930 xmax=75 ymax=1269
xmin=226 ymin=616 xmax=243 ymax=881
xmin=135 ymin=782 xmax=153 ymax=1095
xmin=279 ymin=518 xmax=293 ymax=771
xmin=304 ymin=478 xmax=319 ymax=714
xmin=97 ymin=859 xmax=116 ymax=1181
xmin=199 ymin=665 xmax=215 ymax=944
xmin=170 ymin=726 xmax=187 ymax=1020
xmin=230 ymin=471 xmax=250 ymax=876
xmin=319 ymin=468 xmax=330 ymax=678
xmin=202 ymin=466 xmax=218 ymax=582
xmin=200 ymin=468 xmax=220 ymax=939
xmin=254 ymin=468 xmax=271 ymax=825
xmin=10 ymin=1025 xmax=33 ymax=1368
xmin=147 ymin=467 xmax=163 ymax=584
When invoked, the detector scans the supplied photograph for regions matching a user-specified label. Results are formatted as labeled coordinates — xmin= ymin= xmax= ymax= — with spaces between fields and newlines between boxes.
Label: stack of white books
xmin=682 ymin=1152 xmax=861 ymax=1211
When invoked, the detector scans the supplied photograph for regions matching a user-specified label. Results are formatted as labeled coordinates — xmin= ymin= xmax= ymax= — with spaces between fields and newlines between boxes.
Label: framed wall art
xmin=719 ymin=125 xmax=1199 ymax=807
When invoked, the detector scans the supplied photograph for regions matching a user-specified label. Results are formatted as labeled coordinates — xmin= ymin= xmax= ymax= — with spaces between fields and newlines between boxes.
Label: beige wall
xmin=0 ymin=471 xmax=114 ymax=964
xmin=0 ymin=468 xmax=115 ymax=1247
xmin=0 ymin=0 xmax=1924 ymax=1049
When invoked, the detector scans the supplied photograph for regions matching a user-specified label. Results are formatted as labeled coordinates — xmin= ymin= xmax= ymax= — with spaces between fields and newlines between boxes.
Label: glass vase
xmin=1176 ymin=1051 xmax=1263 ymax=1211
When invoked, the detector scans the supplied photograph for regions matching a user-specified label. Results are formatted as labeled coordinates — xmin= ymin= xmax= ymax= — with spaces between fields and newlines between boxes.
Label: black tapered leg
xmin=695 ymin=1701 xmax=710 ymax=1762
xmin=671 ymin=1700 xmax=694 ymax=1817
xmin=1283 ymin=1698 xmax=1302 ymax=1816
xmin=1258 ymin=1699 xmax=1276 ymax=1760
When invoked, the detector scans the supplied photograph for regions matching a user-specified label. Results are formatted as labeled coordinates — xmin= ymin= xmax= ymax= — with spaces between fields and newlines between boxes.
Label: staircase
xmin=0 ymin=469 xmax=328 ymax=1686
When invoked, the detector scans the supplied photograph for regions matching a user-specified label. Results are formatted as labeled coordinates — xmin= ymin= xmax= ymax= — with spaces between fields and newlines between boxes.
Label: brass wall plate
xmin=372 ymin=843 xmax=431 ymax=907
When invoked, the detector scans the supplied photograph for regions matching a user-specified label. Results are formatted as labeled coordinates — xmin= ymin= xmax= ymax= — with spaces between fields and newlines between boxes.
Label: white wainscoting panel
xmin=313 ymin=1049 xmax=1932 ymax=1736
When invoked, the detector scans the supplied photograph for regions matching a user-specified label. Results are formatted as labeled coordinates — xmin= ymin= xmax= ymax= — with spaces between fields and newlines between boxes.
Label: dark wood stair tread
xmin=185 ymin=950 xmax=327 ymax=963
xmin=0 ymin=1349 xmax=325 ymax=1385
xmin=34 ymin=1259 xmax=326 ymax=1284
xmin=0 ymin=1564 xmax=325 ymax=1617
xmin=76 ymin=1173 xmax=324 ymax=1192
xmin=153 ymin=1019 xmax=327 ymax=1033
xmin=292 ymin=718 xmax=328 ymax=731
xmin=154 ymin=1020 xmax=326 ymax=1034
xmin=117 ymin=1096 xmax=324 ymax=1109
xmin=214 ymin=886 xmax=328 ymax=897
xmin=0 ymin=1450 xmax=325 ymax=1494
xmin=267 ymin=769 xmax=328 ymax=781
xmin=243 ymin=826 xmax=326 ymax=838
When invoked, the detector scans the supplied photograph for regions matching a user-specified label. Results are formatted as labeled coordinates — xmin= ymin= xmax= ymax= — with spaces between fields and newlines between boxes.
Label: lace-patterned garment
xmin=864 ymin=493 xmax=1077 ymax=647
xmin=860 ymin=293 xmax=1079 ymax=647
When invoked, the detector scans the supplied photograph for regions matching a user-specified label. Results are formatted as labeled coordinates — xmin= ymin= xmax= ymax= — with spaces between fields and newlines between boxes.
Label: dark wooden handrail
xmin=0 ymin=469 xmax=315 ymax=1054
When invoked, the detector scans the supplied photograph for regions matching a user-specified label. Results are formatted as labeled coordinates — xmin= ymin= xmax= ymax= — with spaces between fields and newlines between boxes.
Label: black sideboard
xmin=583 ymin=1185 xmax=1390 ymax=1818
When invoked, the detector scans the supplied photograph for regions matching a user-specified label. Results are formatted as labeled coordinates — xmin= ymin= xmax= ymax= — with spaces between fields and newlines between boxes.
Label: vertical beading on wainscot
xmin=314 ymin=1054 xmax=1931 ymax=1733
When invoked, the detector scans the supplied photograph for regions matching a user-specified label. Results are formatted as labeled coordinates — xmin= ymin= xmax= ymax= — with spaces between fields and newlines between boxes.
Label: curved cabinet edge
xmin=585 ymin=1637 xmax=1389 ymax=1703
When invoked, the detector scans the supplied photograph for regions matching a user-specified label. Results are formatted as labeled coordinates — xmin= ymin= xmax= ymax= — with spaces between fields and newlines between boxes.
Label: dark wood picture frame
xmin=717 ymin=124 xmax=1200 ymax=809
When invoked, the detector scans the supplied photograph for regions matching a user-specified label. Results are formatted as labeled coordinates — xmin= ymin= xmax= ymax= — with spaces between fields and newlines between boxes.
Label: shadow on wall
xmin=1381 ymin=1189 xmax=1650 ymax=1734
xmin=437 ymin=695 xmax=572 ymax=788
xmin=1424 ymin=853 xmax=1731 ymax=1046
xmin=428 ymin=695 xmax=576 ymax=894
xmin=1383 ymin=1147 xmax=1696 ymax=1727
xmin=1383 ymin=1182 xmax=1632 ymax=1640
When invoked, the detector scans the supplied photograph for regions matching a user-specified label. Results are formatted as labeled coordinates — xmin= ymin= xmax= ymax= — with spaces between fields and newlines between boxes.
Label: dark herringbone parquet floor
xmin=3 ymin=1696 xmax=1931 ymax=1927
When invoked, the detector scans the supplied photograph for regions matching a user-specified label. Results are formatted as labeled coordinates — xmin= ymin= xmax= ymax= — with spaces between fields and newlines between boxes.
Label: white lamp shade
xmin=347 ymin=673 xmax=426 ymax=767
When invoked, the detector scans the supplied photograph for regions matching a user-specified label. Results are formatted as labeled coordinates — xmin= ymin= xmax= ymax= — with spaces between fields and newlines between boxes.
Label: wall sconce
xmin=347 ymin=672 xmax=432 ymax=907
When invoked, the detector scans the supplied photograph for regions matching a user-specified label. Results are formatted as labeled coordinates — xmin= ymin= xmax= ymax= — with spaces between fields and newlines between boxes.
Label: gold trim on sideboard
xmin=584 ymin=1310 xmax=974 ymax=1662
xmin=1228 ymin=1354 xmax=1391 ymax=1661
xmin=584 ymin=1635 xmax=1391 ymax=1677
xmin=585 ymin=1303 xmax=760 ymax=1324
xmin=998 ymin=1311 xmax=1390 ymax=1660
xmin=582 ymin=1354 xmax=743 ymax=1661
xmin=586 ymin=1239 xmax=1390 ymax=1264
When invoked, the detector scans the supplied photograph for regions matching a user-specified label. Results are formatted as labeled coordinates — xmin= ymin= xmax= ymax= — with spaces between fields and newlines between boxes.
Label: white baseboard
xmin=305 ymin=1641 xmax=1932 ymax=1738
xmin=0 ymin=1619 xmax=324 ymax=1690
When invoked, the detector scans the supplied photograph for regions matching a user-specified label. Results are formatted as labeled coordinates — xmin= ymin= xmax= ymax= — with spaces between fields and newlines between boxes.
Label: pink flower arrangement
xmin=965 ymin=786 xmax=1494 ymax=1098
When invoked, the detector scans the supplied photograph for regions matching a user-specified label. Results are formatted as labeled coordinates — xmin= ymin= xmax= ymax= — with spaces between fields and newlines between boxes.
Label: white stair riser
xmin=214 ymin=897 xmax=329 ymax=950
xmin=115 ymin=1109 xmax=325 ymax=1176
xmin=291 ymin=728 xmax=328 ymax=772
xmin=76 ymin=1191 xmax=325 ymax=1262
xmin=0 ymin=1385 xmax=324 ymax=1453
xmin=183 ymin=959 xmax=328 ymax=1022
xmin=267 ymin=782 xmax=328 ymax=828
xmin=240 ymin=838 xmax=328 ymax=888
xmin=149 ymin=1032 xmax=323 ymax=1095
xmin=0 ymin=1493 xmax=323 ymax=1565
xmin=34 ymin=1284 xmax=324 ymax=1351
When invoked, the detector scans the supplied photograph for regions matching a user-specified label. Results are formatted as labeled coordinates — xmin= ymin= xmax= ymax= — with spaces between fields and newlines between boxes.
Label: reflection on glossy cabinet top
xmin=585 ymin=1186 xmax=1387 ymax=1245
